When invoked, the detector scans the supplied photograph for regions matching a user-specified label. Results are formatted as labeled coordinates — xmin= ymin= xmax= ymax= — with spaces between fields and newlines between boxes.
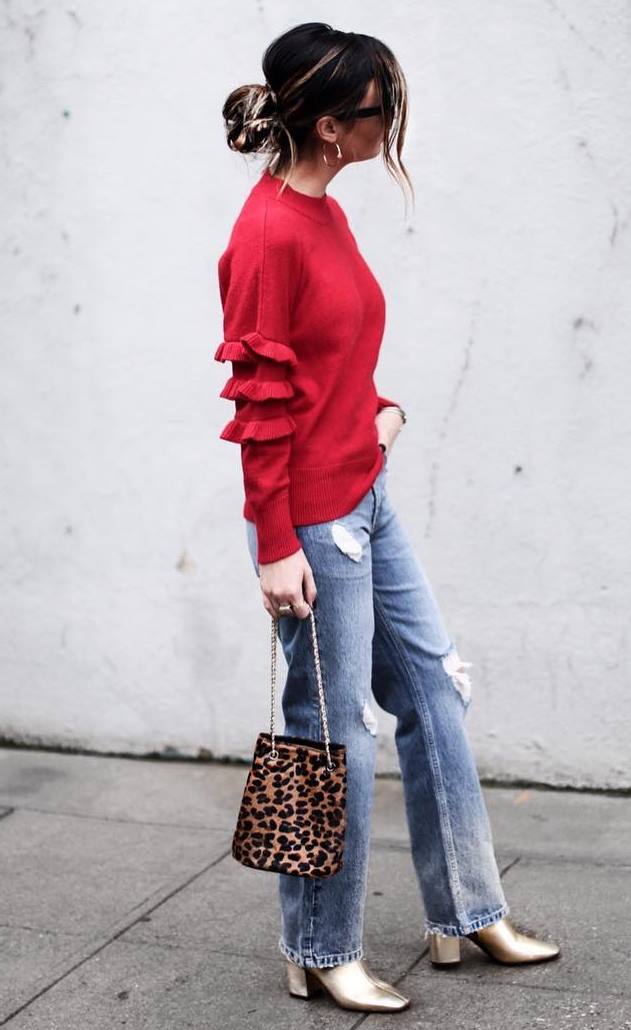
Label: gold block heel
xmin=285 ymin=957 xmax=410 ymax=1011
xmin=286 ymin=961 xmax=324 ymax=999
xmin=428 ymin=934 xmax=461 ymax=965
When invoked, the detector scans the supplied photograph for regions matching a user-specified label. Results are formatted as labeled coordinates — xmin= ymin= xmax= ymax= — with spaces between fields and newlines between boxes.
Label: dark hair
xmin=221 ymin=22 xmax=413 ymax=206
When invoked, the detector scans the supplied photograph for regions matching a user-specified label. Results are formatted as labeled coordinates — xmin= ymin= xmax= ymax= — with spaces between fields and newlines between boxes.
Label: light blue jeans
xmin=244 ymin=458 xmax=509 ymax=969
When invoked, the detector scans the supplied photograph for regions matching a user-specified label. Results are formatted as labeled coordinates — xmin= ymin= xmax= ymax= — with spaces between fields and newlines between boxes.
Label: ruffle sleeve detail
xmin=240 ymin=329 xmax=297 ymax=367
xmin=215 ymin=328 xmax=298 ymax=430
xmin=219 ymin=376 xmax=295 ymax=401
xmin=219 ymin=414 xmax=296 ymax=443
xmin=214 ymin=332 xmax=296 ymax=368
xmin=214 ymin=340 xmax=253 ymax=363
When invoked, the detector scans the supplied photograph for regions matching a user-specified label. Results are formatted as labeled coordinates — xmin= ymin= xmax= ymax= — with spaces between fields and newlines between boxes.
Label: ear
xmin=313 ymin=114 xmax=340 ymax=145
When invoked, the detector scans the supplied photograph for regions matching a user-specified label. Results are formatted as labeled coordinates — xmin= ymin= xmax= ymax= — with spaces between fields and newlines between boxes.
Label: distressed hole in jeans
xmin=441 ymin=648 xmax=473 ymax=706
xmin=361 ymin=699 xmax=378 ymax=735
xmin=331 ymin=522 xmax=363 ymax=562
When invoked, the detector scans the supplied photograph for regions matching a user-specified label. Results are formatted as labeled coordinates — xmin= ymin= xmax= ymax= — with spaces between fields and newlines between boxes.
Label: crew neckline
xmin=258 ymin=167 xmax=333 ymax=223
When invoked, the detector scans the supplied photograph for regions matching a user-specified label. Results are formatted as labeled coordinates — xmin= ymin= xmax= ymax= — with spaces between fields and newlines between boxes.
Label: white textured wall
xmin=1 ymin=2 xmax=630 ymax=788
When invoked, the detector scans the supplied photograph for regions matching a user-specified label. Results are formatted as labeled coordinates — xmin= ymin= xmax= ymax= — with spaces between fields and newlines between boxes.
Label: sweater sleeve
xmin=214 ymin=208 xmax=303 ymax=565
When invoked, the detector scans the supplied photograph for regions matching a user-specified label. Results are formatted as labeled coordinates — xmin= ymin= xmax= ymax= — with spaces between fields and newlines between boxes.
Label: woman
xmin=215 ymin=22 xmax=560 ymax=1014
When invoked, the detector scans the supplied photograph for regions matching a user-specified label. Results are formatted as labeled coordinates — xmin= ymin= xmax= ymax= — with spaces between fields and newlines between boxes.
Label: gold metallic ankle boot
xmin=429 ymin=915 xmax=561 ymax=966
xmin=286 ymin=956 xmax=411 ymax=1012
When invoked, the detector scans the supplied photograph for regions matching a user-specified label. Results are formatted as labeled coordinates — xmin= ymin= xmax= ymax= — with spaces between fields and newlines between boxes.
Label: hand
xmin=375 ymin=406 xmax=403 ymax=456
xmin=258 ymin=547 xmax=317 ymax=620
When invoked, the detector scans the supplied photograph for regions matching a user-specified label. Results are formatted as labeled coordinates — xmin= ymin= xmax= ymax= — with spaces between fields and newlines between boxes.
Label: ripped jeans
xmin=244 ymin=459 xmax=509 ymax=969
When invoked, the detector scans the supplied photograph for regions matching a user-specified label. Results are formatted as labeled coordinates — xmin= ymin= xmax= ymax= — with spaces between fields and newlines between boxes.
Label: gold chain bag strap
xmin=232 ymin=607 xmax=348 ymax=878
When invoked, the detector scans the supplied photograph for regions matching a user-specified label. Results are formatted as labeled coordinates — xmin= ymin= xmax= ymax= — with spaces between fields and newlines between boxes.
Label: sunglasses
xmin=340 ymin=105 xmax=384 ymax=120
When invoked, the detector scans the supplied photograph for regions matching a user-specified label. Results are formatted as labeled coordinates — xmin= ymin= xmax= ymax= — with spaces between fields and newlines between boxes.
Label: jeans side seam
xmin=309 ymin=876 xmax=321 ymax=958
xmin=307 ymin=627 xmax=323 ymax=959
xmin=373 ymin=593 xmax=469 ymax=926
xmin=276 ymin=619 xmax=322 ymax=963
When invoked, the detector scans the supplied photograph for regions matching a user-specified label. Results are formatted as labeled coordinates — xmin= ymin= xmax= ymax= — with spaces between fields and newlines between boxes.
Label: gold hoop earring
xmin=322 ymin=141 xmax=342 ymax=167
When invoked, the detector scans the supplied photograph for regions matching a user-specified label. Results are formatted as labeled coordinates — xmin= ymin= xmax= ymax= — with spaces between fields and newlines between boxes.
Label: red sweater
xmin=214 ymin=167 xmax=399 ymax=564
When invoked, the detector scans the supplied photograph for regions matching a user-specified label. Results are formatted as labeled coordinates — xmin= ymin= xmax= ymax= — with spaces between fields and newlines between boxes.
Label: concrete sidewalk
xmin=0 ymin=746 xmax=629 ymax=1029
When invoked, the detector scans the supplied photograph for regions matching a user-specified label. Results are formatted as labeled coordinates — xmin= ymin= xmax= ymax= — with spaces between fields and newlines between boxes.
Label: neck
xmin=271 ymin=155 xmax=346 ymax=198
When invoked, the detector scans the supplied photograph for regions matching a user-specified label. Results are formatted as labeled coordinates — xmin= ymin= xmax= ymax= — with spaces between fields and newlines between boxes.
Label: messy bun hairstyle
xmin=221 ymin=22 xmax=413 ymax=204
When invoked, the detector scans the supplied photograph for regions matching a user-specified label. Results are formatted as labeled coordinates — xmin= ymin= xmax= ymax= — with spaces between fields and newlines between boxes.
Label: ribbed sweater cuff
xmin=253 ymin=495 xmax=302 ymax=565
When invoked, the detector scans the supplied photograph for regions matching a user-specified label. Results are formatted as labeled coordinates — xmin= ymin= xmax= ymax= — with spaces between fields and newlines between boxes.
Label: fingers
xmin=258 ymin=552 xmax=317 ymax=622
xmin=260 ymin=578 xmax=317 ymax=622
xmin=261 ymin=596 xmax=278 ymax=620
xmin=302 ymin=564 xmax=317 ymax=609
xmin=262 ymin=592 xmax=312 ymax=621
xmin=261 ymin=594 xmax=288 ymax=619
xmin=289 ymin=598 xmax=312 ymax=621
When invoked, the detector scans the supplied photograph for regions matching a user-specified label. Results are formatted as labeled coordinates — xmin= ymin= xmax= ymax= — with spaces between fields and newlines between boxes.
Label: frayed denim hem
xmin=278 ymin=935 xmax=364 ymax=968
xmin=423 ymin=902 xmax=510 ymax=938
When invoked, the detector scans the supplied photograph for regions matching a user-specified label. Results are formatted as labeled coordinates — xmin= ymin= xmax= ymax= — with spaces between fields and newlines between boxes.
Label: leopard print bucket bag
xmin=232 ymin=606 xmax=347 ymax=878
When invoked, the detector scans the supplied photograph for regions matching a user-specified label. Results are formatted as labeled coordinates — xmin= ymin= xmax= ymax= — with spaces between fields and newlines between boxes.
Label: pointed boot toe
xmin=286 ymin=956 xmax=411 ymax=1012
xmin=468 ymin=916 xmax=561 ymax=965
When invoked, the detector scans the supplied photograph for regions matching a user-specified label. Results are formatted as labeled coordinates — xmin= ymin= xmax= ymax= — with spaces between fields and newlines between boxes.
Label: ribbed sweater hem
xmin=242 ymin=445 xmax=386 ymax=531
